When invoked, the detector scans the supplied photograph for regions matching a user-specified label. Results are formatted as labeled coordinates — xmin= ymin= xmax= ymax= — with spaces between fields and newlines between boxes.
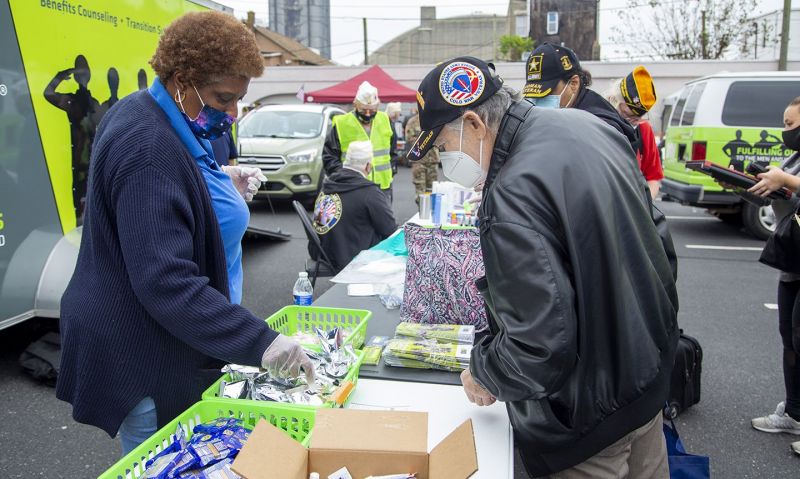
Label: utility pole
xmin=701 ymin=10 xmax=707 ymax=59
xmin=753 ymin=22 xmax=758 ymax=59
xmin=779 ymin=0 xmax=791 ymax=71
xmin=592 ymin=0 xmax=601 ymax=60
xmin=363 ymin=17 xmax=369 ymax=65
xmin=493 ymin=14 xmax=497 ymax=61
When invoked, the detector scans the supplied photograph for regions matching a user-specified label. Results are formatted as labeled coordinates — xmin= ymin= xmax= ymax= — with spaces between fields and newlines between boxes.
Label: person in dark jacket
xmin=736 ymin=98 xmax=800 ymax=456
xmin=56 ymin=12 xmax=313 ymax=456
xmin=211 ymin=129 xmax=238 ymax=167
xmin=312 ymin=140 xmax=396 ymax=270
xmin=408 ymin=57 xmax=679 ymax=478
xmin=522 ymin=42 xmax=639 ymax=149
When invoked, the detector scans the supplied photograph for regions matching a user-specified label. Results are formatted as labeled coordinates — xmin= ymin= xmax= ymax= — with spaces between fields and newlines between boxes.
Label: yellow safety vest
xmin=334 ymin=111 xmax=393 ymax=189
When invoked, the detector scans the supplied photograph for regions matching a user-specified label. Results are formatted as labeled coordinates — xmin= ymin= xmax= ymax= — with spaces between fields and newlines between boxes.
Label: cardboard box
xmin=232 ymin=408 xmax=478 ymax=479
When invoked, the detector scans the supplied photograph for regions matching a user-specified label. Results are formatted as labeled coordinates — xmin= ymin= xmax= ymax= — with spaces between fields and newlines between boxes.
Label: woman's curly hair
xmin=150 ymin=11 xmax=263 ymax=86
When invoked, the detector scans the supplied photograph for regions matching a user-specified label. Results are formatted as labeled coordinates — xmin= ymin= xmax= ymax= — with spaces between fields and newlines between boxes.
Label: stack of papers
xmin=395 ymin=322 xmax=475 ymax=345
xmin=382 ymin=339 xmax=472 ymax=372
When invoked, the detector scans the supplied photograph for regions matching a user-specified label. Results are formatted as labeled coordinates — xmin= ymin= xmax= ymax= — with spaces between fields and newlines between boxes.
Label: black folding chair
xmin=292 ymin=200 xmax=338 ymax=287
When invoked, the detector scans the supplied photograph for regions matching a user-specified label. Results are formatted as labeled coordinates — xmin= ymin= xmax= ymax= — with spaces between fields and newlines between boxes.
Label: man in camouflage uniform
xmin=405 ymin=113 xmax=439 ymax=203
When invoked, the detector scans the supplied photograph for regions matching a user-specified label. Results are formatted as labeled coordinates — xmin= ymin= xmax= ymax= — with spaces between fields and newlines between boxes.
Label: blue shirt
xmin=148 ymin=79 xmax=248 ymax=304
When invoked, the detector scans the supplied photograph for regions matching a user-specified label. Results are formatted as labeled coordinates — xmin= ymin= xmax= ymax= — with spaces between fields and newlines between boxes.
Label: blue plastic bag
xmin=369 ymin=230 xmax=407 ymax=256
xmin=663 ymin=420 xmax=710 ymax=479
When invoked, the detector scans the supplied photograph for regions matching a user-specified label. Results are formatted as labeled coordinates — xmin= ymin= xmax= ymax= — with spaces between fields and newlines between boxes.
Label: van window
xmin=722 ymin=81 xmax=800 ymax=128
xmin=327 ymin=112 xmax=342 ymax=135
xmin=660 ymin=104 xmax=673 ymax=135
xmin=680 ymin=83 xmax=706 ymax=126
xmin=670 ymin=87 xmax=692 ymax=127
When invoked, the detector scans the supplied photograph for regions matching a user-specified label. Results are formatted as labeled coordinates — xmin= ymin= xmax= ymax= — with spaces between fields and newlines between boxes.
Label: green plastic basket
xmin=201 ymin=350 xmax=365 ymax=409
xmin=266 ymin=305 xmax=372 ymax=349
xmin=99 ymin=399 xmax=315 ymax=479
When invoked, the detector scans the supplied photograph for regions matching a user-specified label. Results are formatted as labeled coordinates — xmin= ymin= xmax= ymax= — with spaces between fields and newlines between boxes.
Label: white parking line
xmin=685 ymin=244 xmax=763 ymax=251
xmin=666 ymin=216 xmax=717 ymax=220
xmin=764 ymin=303 xmax=779 ymax=310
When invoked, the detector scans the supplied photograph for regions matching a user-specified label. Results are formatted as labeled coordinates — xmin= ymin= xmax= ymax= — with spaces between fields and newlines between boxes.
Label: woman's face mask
xmin=438 ymin=118 xmax=486 ymax=189
xmin=784 ymin=126 xmax=800 ymax=151
xmin=177 ymin=84 xmax=235 ymax=140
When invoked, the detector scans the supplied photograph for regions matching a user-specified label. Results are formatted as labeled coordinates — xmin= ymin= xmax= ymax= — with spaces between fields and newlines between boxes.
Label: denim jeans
xmin=117 ymin=397 xmax=157 ymax=456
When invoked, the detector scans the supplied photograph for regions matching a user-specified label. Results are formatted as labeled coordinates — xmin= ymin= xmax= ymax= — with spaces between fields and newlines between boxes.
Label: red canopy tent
xmin=305 ymin=65 xmax=417 ymax=104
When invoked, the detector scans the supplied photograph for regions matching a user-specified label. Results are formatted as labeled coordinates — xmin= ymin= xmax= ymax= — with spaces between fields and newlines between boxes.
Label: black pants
xmin=381 ymin=185 xmax=393 ymax=204
xmin=777 ymin=280 xmax=800 ymax=420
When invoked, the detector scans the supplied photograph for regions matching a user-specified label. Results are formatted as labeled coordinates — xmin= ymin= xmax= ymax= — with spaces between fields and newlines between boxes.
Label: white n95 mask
xmin=439 ymin=119 xmax=486 ymax=189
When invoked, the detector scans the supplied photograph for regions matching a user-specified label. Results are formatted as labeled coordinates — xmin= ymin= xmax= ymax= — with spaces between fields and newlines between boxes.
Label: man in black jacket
xmin=312 ymin=140 xmax=397 ymax=270
xmin=408 ymin=57 xmax=678 ymax=478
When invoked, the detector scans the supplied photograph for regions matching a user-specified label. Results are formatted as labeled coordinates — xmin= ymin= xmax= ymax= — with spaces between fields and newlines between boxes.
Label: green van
xmin=661 ymin=72 xmax=800 ymax=239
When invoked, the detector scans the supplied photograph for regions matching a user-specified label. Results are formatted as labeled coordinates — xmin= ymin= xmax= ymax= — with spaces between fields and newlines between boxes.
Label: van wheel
xmin=742 ymin=202 xmax=776 ymax=240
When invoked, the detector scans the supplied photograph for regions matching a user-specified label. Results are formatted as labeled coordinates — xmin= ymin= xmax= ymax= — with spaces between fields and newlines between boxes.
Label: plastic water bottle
xmin=293 ymin=272 xmax=313 ymax=305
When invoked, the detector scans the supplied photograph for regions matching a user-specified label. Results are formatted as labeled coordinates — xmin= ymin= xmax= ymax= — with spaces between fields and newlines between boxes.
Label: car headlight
xmin=286 ymin=149 xmax=318 ymax=163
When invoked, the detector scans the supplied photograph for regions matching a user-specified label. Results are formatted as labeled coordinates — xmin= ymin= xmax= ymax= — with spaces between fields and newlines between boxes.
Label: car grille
xmin=261 ymin=182 xmax=285 ymax=191
xmin=237 ymin=155 xmax=286 ymax=173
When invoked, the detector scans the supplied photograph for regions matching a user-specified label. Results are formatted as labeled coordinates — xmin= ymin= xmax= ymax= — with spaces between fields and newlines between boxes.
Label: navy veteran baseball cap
xmin=406 ymin=56 xmax=504 ymax=162
xmin=522 ymin=42 xmax=581 ymax=98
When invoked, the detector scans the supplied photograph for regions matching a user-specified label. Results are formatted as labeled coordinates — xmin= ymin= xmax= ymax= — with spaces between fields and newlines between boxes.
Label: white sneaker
xmin=752 ymin=402 xmax=800 ymax=435
xmin=791 ymin=441 xmax=800 ymax=456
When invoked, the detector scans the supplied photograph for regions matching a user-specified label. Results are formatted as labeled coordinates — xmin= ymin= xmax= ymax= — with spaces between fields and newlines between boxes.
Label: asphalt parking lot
xmin=1 ymin=167 xmax=798 ymax=478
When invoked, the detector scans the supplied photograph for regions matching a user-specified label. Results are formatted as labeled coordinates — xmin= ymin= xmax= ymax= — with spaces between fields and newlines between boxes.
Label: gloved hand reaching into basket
xmin=221 ymin=165 xmax=267 ymax=201
xmin=261 ymin=334 xmax=316 ymax=384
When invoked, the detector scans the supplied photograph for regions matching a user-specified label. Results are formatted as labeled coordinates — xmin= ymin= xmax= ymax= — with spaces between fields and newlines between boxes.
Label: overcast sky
xmin=219 ymin=0 xmax=791 ymax=65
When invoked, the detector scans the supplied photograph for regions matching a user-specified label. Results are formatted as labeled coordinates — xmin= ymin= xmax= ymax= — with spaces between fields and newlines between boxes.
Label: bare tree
xmin=611 ymin=0 xmax=777 ymax=60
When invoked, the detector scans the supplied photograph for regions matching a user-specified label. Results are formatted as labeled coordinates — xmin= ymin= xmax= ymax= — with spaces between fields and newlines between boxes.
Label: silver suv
xmin=237 ymin=104 xmax=345 ymax=205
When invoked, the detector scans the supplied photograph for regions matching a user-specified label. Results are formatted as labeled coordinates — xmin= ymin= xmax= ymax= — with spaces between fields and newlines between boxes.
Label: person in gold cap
xmin=604 ymin=66 xmax=662 ymax=198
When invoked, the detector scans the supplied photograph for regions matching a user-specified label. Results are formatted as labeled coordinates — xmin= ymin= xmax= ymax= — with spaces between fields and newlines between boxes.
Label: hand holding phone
xmin=746 ymin=162 xmax=769 ymax=176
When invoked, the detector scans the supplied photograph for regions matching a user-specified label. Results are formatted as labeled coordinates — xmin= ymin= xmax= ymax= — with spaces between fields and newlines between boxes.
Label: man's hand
xmin=749 ymin=166 xmax=790 ymax=198
xmin=461 ymin=368 xmax=496 ymax=407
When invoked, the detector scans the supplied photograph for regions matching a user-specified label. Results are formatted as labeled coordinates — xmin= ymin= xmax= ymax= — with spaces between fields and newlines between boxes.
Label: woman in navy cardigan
xmin=56 ymin=11 xmax=313 ymax=455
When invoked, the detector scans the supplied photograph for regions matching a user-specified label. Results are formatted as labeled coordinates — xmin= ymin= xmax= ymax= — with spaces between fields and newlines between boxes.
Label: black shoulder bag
xmin=760 ymin=205 xmax=800 ymax=274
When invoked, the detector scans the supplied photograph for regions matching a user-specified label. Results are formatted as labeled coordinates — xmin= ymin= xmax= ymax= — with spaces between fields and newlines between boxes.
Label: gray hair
xmin=343 ymin=140 xmax=373 ymax=170
xmin=444 ymin=85 xmax=522 ymax=134
xmin=603 ymin=78 xmax=625 ymax=110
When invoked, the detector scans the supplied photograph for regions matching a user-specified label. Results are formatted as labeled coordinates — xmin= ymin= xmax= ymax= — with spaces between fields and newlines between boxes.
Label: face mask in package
xmin=141 ymin=418 xmax=250 ymax=479
xmin=183 ymin=458 xmax=242 ymax=478
xmin=220 ymin=329 xmax=358 ymax=405
xmin=362 ymin=336 xmax=390 ymax=365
